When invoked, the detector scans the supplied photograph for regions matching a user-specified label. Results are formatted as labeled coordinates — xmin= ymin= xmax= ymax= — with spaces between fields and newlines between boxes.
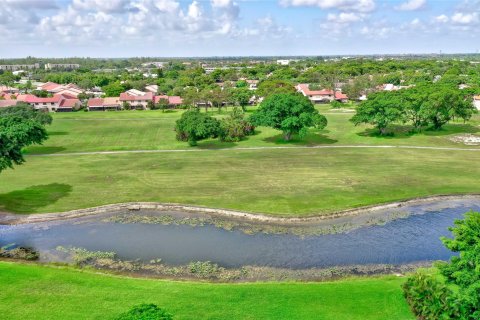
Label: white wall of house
xmin=32 ymin=102 xmax=60 ymax=112
xmin=474 ymin=99 xmax=480 ymax=111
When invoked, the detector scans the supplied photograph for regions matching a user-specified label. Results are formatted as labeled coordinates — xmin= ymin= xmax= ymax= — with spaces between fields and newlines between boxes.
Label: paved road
xmin=29 ymin=144 xmax=480 ymax=157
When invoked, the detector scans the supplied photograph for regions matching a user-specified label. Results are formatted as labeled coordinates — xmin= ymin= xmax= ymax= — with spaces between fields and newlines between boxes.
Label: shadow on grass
xmin=24 ymin=146 xmax=67 ymax=155
xmin=0 ymin=183 xmax=72 ymax=214
xmin=48 ymin=131 xmax=69 ymax=136
xmin=196 ymin=141 xmax=238 ymax=149
xmin=263 ymin=132 xmax=338 ymax=146
xmin=357 ymin=123 xmax=480 ymax=139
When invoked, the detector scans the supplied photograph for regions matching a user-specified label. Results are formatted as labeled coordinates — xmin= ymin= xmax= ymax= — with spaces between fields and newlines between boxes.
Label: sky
xmin=0 ymin=0 xmax=479 ymax=58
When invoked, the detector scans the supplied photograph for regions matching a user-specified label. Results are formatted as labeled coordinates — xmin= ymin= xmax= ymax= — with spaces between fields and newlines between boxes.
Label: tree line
xmin=351 ymin=84 xmax=477 ymax=135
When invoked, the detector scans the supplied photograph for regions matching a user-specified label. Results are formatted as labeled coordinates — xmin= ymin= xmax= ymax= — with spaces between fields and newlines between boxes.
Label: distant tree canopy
xmin=351 ymin=85 xmax=476 ymax=134
xmin=0 ymin=113 xmax=49 ymax=173
xmin=175 ymin=109 xmax=221 ymax=146
xmin=250 ymin=93 xmax=327 ymax=141
xmin=403 ymin=211 xmax=480 ymax=320
xmin=256 ymin=80 xmax=296 ymax=98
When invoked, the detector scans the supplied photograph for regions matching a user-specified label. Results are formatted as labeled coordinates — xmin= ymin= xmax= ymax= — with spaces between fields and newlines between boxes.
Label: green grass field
xmin=24 ymin=108 xmax=480 ymax=154
xmin=0 ymin=107 xmax=479 ymax=215
xmin=0 ymin=262 xmax=414 ymax=320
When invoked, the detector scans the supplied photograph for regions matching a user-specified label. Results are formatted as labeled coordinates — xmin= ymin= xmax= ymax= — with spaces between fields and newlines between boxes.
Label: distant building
xmin=87 ymin=97 xmax=122 ymax=111
xmin=45 ymin=63 xmax=80 ymax=70
xmin=277 ymin=59 xmax=291 ymax=65
xmin=0 ymin=63 xmax=39 ymax=71
xmin=474 ymin=95 xmax=480 ymax=111
xmin=154 ymin=95 xmax=183 ymax=108
xmin=145 ymin=85 xmax=158 ymax=94
xmin=22 ymin=94 xmax=80 ymax=112
xmin=141 ymin=62 xmax=165 ymax=68
xmin=296 ymin=84 xmax=348 ymax=103
xmin=119 ymin=91 xmax=154 ymax=109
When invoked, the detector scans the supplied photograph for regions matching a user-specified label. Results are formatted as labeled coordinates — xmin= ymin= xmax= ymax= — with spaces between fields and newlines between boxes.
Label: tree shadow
xmin=196 ymin=141 xmax=238 ymax=149
xmin=357 ymin=123 xmax=480 ymax=139
xmin=24 ymin=146 xmax=67 ymax=155
xmin=263 ymin=132 xmax=338 ymax=146
xmin=0 ymin=184 xmax=73 ymax=214
xmin=48 ymin=131 xmax=69 ymax=136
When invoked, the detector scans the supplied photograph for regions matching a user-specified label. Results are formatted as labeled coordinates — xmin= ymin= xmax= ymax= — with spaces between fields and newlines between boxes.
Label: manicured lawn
xmin=0 ymin=147 xmax=479 ymax=215
xmin=24 ymin=108 xmax=480 ymax=154
xmin=0 ymin=262 xmax=414 ymax=320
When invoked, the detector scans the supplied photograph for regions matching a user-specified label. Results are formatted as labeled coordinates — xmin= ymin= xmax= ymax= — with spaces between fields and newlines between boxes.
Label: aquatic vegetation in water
xmin=0 ymin=243 xmax=39 ymax=261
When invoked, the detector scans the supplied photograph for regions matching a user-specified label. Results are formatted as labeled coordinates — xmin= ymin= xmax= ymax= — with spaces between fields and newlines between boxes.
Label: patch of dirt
xmin=449 ymin=134 xmax=480 ymax=145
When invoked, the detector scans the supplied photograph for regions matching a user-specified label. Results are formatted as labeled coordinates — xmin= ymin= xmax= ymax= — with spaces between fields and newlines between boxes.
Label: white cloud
xmin=434 ymin=14 xmax=449 ymax=23
xmin=327 ymin=12 xmax=364 ymax=23
xmin=395 ymin=0 xmax=426 ymax=11
xmin=4 ymin=0 xmax=58 ymax=9
xmin=280 ymin=0 xmax=375 ymax=13
xmin=451 ymin=12 xmax=479 ymax=25
xmin=72 ymin=0 xmax=130 ymax=13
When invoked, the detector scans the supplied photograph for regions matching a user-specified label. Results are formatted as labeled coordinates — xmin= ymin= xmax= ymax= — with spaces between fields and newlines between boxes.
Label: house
xmin=154 ymin=95 xmax=183 ymax=108
xmin=23 ymin=93 xmax=80 ymax=112
xmin=474 ymin=95 xmax=480 ymax=111
xmin=57 ymin=98 xmax=81 ymax=112
xmin=119 ymin=91 xmax=154 ymax=109
xmin=87 ymin=97 xmax=121 ymax=111
xmin=296 ymin=84 xmax=348 ymax=104
xmin=0 ymin=86 xmax=20 ymax=94
xmin=0 ymin=100 xmax=19 ymax=109
xmin=38 ymin=83 xmax=83 ymax=97
xmin=246 ymin=80 xmax=259 ymax=90
xmin=145 ymin=85 xmax=158 ymax=94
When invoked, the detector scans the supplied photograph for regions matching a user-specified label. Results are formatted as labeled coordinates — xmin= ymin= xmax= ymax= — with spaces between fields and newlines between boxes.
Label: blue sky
xmin=0 ymin=0 xmax=479 ymax=57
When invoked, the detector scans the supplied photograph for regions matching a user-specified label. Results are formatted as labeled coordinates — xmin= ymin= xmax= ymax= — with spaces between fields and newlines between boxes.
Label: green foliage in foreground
xmin=116 ymin=304 xmax=173 ymax=320
xmin=0 ymin=262 xmax=413 ymax=320
xmin=251 ymin=93 xmax=327 ymax=140
xmin=219 ymin=108 xmax=255 ymax=142
xmin=403 ymin=211 xmax=480 ymax=319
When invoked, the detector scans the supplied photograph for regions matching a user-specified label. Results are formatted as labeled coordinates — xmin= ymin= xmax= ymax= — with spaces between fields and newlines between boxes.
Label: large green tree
xmin=250 ymin=93 xmax=327 ymax=141
xmin=175 ymin=109 xmax=221 ymax=146
xmin=0 ymin=115 xmax=49 ymax=173
xmin=350 ymin=91 xmax=404 ymax=135
xmin=256 ymin=80 xmax=296 ymax=98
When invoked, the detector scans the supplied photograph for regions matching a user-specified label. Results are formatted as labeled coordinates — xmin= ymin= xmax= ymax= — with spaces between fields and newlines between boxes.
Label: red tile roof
xmin=119 ymin=92 xmax=153 ymax=101
xmin=59 ymin=99 xmax=80 ymax=108
xmin=297 ymin=84 xmax=334 ymax=96
xmin=0 ymin=100 xmax=18 ymax=108
xmin=168 ymin=96 xmax=183 ymax=105
xmin=26 ymin=95 xmax=63 ymax=104
xmin=40 ymin=82 xmax=62 ymax=92
xmin=154 ymin=95 xmax=169 ymax=103
xmin=334 ymin=92 xmax=348 ymax=100
xmin=88 ymin=98 xmax=104 ymax=107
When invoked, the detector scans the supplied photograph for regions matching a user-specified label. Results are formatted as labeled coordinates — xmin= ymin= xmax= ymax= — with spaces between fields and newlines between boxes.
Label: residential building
xmin=119 ymin=91 xmax=154 ymax=109
xmin=0 ymin=63 xmax=39 ymax=71
xmin=296 ymin=84 xmax=348 ymax=103
xmin=141 ymin=62 xmax=165 ymax=68
xmin=0 ymin=100 xmax=19 ymax=108
xmin=474 ymin=95 xmax=480 ymax=111
xmin=44 ymin=63 xmax=80 ymax=70
xmin=37 ymin=82 xmax=83 ymax=97
xmin=145 ymin=85 xmax=159 ymax=93
xmin=154 ymin=95 xmax=183 ymax=108
xmin=23 ymin=94 xmax=80 ymax=112
xmin=246 ymin=80 xmax=258 ymax=90
xmin=87 ymin=97 xmax=121 ymax=111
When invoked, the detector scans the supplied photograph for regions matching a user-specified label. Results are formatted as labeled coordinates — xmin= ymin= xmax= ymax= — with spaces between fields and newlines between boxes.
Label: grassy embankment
xmin=0 ymin=261 xmax=414 ymax=320
xmin=0 ymin=107 xmax=478 ymax=215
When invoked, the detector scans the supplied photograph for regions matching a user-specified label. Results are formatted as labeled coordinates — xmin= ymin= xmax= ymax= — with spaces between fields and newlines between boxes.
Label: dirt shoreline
xmin=1 ymin=194 xmax=479 ymax=226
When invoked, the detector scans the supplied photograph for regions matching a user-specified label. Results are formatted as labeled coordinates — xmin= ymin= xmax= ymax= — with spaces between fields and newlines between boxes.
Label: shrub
xmin=115 ymin=304 xmax=173 ymax=320
xmin=175 ymin=109 xmax=221 ymax=146
xmin=219 ymin=108 xmax=255 ymax=142
xmin=330 ymin=100 xmax=342 ymax=109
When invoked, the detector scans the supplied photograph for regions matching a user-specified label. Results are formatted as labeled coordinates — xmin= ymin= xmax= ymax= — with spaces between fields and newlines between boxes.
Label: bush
xmin=219 ymin=108 xmax=255 ymax=142
xmin=175 ymin=109 xmax=221 ymax=146
xmin=115 ymin=304 xmax=173 ymax=320
xmin=330 ymin=100 xmax=342 ymax=109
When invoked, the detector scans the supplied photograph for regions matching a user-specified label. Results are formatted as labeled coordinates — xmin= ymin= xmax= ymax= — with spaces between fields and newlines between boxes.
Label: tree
xmin=220 ymin=108 xmax=255 ymax=142
xmin=103 ymin=82 xmax=126 ymax=97
xmin=256 ymin=80 xmax=296 ymax=98
xmin=115 ymin=304 xmax=173 ymax=320
xmin=155 ymin=98 xmax=169 ymax=112
xmin=0 ymin=103 xmax=53 ymax=126
xmin=403 ymin=211 xmax=480 ymax=320
xmin=250 ymin=93 xmax=327 ymax=141
xmin=419 ymin=87 xmax=475 ymax=130
xmin=231 ymin=87 xmax=252 ymax=111
xmin=0 ymin=115 xmax=48 ymax=173
xmin=175 ymin=109 xmax=221 ymax=146
xmin=350 ymin=91 xmax=404 ymax=135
